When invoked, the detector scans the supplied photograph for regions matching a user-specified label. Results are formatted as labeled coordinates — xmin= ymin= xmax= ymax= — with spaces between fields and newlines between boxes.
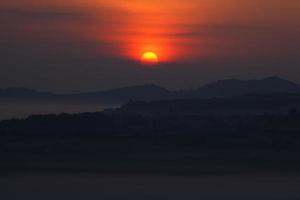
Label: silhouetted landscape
xmin=2 ymin=77 xmax=300 ymax=119
xmin=2 ymin=77 xmax=300 ymax=174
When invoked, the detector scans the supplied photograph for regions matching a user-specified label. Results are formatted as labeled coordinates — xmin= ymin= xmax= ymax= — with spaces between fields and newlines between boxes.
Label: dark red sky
xmin=0 ymin=0 xmax=300 ymax=92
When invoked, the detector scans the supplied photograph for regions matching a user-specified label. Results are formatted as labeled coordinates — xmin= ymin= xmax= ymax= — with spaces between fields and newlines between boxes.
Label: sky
xmin=0 ymin=0 xmax=300 ymax=93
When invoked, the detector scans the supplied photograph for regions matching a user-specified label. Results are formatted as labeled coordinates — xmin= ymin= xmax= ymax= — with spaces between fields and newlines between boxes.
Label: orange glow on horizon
xmin=10 ymin=0 xmax=299 ymax=63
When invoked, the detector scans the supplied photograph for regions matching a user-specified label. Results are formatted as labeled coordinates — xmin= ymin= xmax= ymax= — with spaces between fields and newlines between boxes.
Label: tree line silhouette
xmin=1 ymin=108 xmax=300 ymax=163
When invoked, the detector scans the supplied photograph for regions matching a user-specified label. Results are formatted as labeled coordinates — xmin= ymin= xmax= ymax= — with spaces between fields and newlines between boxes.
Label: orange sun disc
xmin=140 ymin=52 xmax=159 ymax=64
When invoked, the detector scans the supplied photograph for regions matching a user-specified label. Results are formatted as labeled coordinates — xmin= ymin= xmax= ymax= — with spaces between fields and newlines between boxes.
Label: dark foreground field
xmin=1 ymin=110 xmax=300 ymax=173
xmin=1 ymin=172 xmax=300 ymax=200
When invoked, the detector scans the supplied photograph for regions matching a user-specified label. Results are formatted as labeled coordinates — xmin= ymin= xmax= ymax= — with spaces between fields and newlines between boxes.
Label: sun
xmin=140 ymin=52 xmax=159 ymax=64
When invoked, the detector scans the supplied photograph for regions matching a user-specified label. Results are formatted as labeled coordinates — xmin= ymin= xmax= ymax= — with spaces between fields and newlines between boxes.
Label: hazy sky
xmin=0 ymin=0 xmax=300 ymax=92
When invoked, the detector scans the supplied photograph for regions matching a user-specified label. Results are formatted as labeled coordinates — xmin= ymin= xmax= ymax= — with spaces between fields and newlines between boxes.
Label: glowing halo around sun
xmin=140 ymin=51 xmax=159 ymax=65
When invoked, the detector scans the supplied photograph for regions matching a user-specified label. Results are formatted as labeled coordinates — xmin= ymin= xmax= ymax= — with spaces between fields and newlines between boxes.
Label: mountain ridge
xmin=1 ymin=77 xmax=300 ymax=104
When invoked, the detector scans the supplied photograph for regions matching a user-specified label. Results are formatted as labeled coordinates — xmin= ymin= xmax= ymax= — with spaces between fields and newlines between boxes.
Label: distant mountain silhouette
xmin=190 ymin=77 xmax=300 ymax=98
xmin=0 ymin=87 xmax=59 ymax=102
xmin=0 ymin=87 xmax=50 ymax=96
xmin=1 ymin=77 xmax=300 ymax=104
xmin=70 ymin=84 xmax=172 ymax=104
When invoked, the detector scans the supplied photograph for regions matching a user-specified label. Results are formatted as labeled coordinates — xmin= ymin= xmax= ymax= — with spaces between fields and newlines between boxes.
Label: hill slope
xmin=1 ymin=77 xmax=300 ymax=104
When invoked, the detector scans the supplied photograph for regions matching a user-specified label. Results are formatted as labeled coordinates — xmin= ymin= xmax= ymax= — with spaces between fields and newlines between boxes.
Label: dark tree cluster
xmin=1 ymin=110 xmax=300 ymax=163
